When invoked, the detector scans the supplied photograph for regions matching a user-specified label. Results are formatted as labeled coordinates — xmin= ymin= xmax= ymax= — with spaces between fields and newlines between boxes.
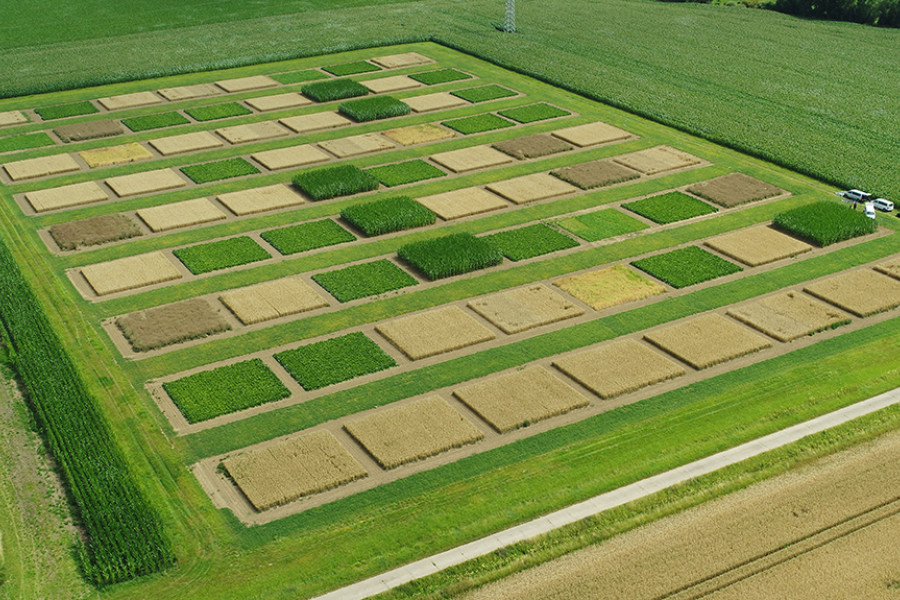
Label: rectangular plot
xmin=312 ymin=259 xmax=417 ymax=302
xmin=97 ymin=91 xmax=163 ymax=111
xmin=875 ymin=257 xmax=900 ymax=281
xmin=705 ymin=225 xmax=812 ymax=267
xmin=49 ymin=214 xmax=142 ymax=251
xmin=220 ymin=276 xmax=328 ymax=325
xmin=157 ymin=83 xmax=222 ymax=101
xmin=80 ymin=251 xmax=182 ymax=296
xmin=554 ymin=264 xmax=666 ymax=310
xmin=344 ymin=395 xmax=483 ymax=469
xmin=688 ymin=173 xmax=785 ymax=207
xmin=79 ymin=142 xmax=153 ymax=168
xmin=361 ymin=75 xmax=422 ymax=94
xmin=245 ymin=93 xmax=312 ymax=112
xmin=251 ymin=144 xmax=330 ymax=170
xmin=280 ymin=111 xmax=351 ymax=133
xmin=215 ymin=121 xmax=290 ymax=144
xmin=370 ymin=52 xmax=433 ymax=69
xmin=275 ymin=332 xmax=396 ymax=390
xmin=319 ymin=133 xmax=395 ymax=158
xmin=25 ymin=181 xmax=108 ymax=213
xmin=376 ymin=305 xmax=496 ymax=360
xmin=644 ymin=313 xmax=772 ymax=370
xmin=404 ymin=92 xmax=468 ymax=113
xmin=551 ymin=159 xmax=640 ymax=190
xmin=215 ymin=75 xmax=278 ymax=93
xmin=0 ymin=111 xmax=28 ymax=127
xmin=493 ymin=133 xmax=572 ymax=160
xmin=4 ymin=153 xmax=80 ymax=181
xmin=116 ymin=297 xmax=230 ymax=352
xmin=613 ymin=145 xmax=701 ymax=175
xmin=727 ymin=291 xmax=850 ymax=342
xmin=137 ymin=198 xmax=227 ymax=232
xmin=53 ymin=120 xmax=124 ymax=142
xmin=804 ymin=269 xmax=900 ymax=317
xmin=382 ymin=123 xmax=455 ymax=146
xmin=217 ymin=184 xmax=305 ymax=215
xmin=149 ymin=131 xmax=224 ymax=156
xmin=417 ymin=187 xmax=508 ymax=220
xmin=552 ymin=121 xmax=632 ymax=147
xmin=430 ymin=145 xmax=514 ymax=173
xmin=486 ymin=173 xmax=577 ymax=205
xmin=468 ymin=284 xmax=584 ymax=334
xmin=454 ymin=365 xmax=589 ymax=432
xmin=106 ymin=168 xmax=187 ymax=197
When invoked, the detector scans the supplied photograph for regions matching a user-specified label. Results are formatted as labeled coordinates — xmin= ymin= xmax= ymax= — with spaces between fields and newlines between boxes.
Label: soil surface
xmin=689 ymin=172 xmax=784 ymax=208
xmin=493 ymin=133 xmax=572 ymax=160
xmin=48 ymin=213 xmax=142 ymax=251
xmin=116 ymin=297 xmax=231 ymax=351
xmin=53 ymin=119 xmax=124 ymax=143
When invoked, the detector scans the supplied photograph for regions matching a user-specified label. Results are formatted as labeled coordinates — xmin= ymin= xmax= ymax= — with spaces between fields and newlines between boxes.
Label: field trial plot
xmin=137 ymin=198 xmax=226 ymax=232
xmin=493 ymin=133 xmax=572 ymax=160
xmin=116 ymin=297 xmax=230 ymax=352
xmin=486 ymin=172 xmax=577 ymax=205
xmin=551 ymin=121 xmax=632 ymax=147
xmin=217 ymin=184 xmax=305 ymax=215
xmin=727 ymin=291 xmax=850 ymax=342
xmin=417 ymin=187 xmax=509 ymax=220
xmin=149 ymin=131 xmax=224 ymax=156
xmin=644 ymin=313 xmax=772 ymax=369
xmin=551 ymin=159 xmax=640 ymax=189
xmin=705 ymin=225 xmax=813 ymax=266
xmin=803 ymin=269 xmax=900 ymax=317
xmin=319 ymin=133 xmax=395 ymax=158
xmin=613 ymin=145 xmax=701 ymax=174
xmin=376 ymin=305 xmax=496 ymax=360
xmin=430 ymin=145 xmax=514 ymax=173
xmin=554 ymin=264 xmax=666 ymax=311
xmin=49 ymin=214 xmax=142 ymax=251
xmin=405 ymin=92 xmax=468 ymax=113
xmin=468 ymin=284 xmax=584 ymax=334
xmin=382 ymin=123 xmax=455 ymax=146
xmin=220 ymin=276 xmax=328 ymax=325
xmin=79 ymin=143 xmax=152 ymax=168
xmin=875 ymin=257 xmax=900 ymax=280
xmin=25 ymin=181 xmax=108 ymax=212
xmin=251 ymin=144 xmax=330 ymax=170
xmin=105 ymin=168 xmax=186 ymax=197
xmin=4 ymin=153 xmax=79 ymax=181
xmin=688 ymin=172 xmax=785 ymax=207
xmin=80 ymin=251 xmax=181 ymax=296
xmin=280 ymin=111 xmax=352 ymax=133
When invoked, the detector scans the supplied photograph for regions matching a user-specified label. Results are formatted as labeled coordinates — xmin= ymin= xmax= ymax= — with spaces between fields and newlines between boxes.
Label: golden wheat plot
xmin=217 ymin=184 xmax=305 ymax=216
xmin=405 ymin=92 xmax=468 ymax=113
xmin=148 ymin=131 xmax=224 ymax=156
xmin=220 ymin=276 xmax=329 ymax=325
xmin=874 ymin=257 xmax=900 ymax=281
xmin=97 ymin=91 xmax=162 ymax=110
xmin=223 ymin=429 xmax=367 ymax=511
xmin=727 ymin=291 xmax=850 ymax=342
xmin=344 ymin=395 xmax=484 ymax=469
xmin=80 ymin=251 xmax=182 ymax=296
xmin=25 ymin=181 xmax=109 ymax=213
xmin=79 ymin=142 xmax=153 ymax=168
xmin=279 ymin=111 xmax=352 ymax=134
xmin=319 ymin=133 xmax=395 ymax=158
xmin=486 ymin=173 xmax=578 ymax=205
xmin=468 ymin=284 xmax=584 ymax=334
xmin=4 ymin=154 xmax=80 ymax=181
xmin=705 ymin=225 xmax=812 ymax=267
xmin=554 ymin=264 xmax=666 ymax=311
xmin=376 ymin=305 xmax=496 ymax=360
xmin=430 ymin=145 xmax=514 ymax=173
xmin=551 ymin=121 xmax=633 ymax=147
xmin=382 ymin=123 xmax=456 ymax=146
xmin=613 ymin=145 xmax=701 ymax=174
xmin=105 ymin=168 xmax=186 ymax=197
xmin=453 ymin=365 xmax=589 ymax=432
xmin=804 ymin=269 xmax=900 ymax=317
xmin=370 ymin=52 xmax=433 ymax=68
xmin=157 ymin=83 xmax=221 ymax=101
xmin=136 ymin=198 xmax=227 ymax=232
xmin=215 ymin=121 xmax=290 ymax=144
xmin=644 ymin=313 xmax=772 ymax=370
xmin=361 ymin=75 xmax=422 ymax=93
xmin=417 ymin=187 xmax=509 ymax=220
xmin=215 ymin=75 xmax=278 ymax=92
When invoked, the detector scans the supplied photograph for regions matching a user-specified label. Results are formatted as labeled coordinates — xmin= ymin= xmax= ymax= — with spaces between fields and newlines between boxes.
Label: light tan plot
xmin=468 ymin=284 xmax=584 ymax=334
xmin=215 ymin=121 xmax=290 ymax=144
xmin=874 ymin=257 xmax=900 ymax=281
xmin=4 ymin=154 xmax=80 ymax=181
xmin=644 ymin=313 xmax=772 ymax=370
xmin=554 ymin=264 xmax=666 ymax=311
xmin=486 ymin=172 xmax=578 ymax=205
xmin=430 ymin=145 xmax=514 ymax=173
xmin=215 ymin=75 xmax=278 ymax=93
xmin=344 ymin=395 xmax=483 ymax=469
xmin=25 ymin=181 xmax=108 ymax=213
xmin=361 ymin=75 xmax=422 ymax=94
xmin=370 ymin=52 xmax=433 ymax=68
xmin=416 ymin=187 xmax=508 ymax=220
xmin=157 ymin=83 xmax=221 ymax=101
xmin=376 ymin=305 xmax=496 ymax=360
xmin=79 ymin=142 xmax=153 ymax=168
xmin=803 ymin=269 xmax=900 ymax=317
xmin=280 ymin=111 xmax=351 ymax=133
xmin=217 ymin=184 xmax=305 ymax=216
xmin=551 ymin=121 xmax=632 ymax=147
xmin=80 ymin=251 xmax=182 ymax=296
xmin=454 ymin=365 xmax=589 ymax=432
xmin=727 ymin=291 xmax=850 ymax=342
xmin=251 ymin=144 xmax=330 ymax=170
xmin=97 ymin=91 xmax=162 ymax=111
xmin=318 ymin=133 xmax=395 ymax=158
xmin=614 ymin=145 xmax=702 ymax=174
xmin=705 ymin=225 xmax=813 ymax=267
xmin=382 ymin=123 xmax=455 ymax=146
xmin=106 ymin=168 xmax=186 ymax=197
xmin=0 ymin=111 xmax=28 ymax=127
xmin=245 ymin=93 xmax=312 ymax=112
xmin=148 ymin=131 xmax=224 ymax=156
xmin=554 ymin=338 xmax=685 ymax=399
xmin=220 ymin=276 xmax=328 ymax=325
xmin=404 ymin=92 xmax=468 ymax=113
xmin=223 ymin=429 xmax=367 ymax=511
xmin=136 ymin=198 xmax=227 ymax=232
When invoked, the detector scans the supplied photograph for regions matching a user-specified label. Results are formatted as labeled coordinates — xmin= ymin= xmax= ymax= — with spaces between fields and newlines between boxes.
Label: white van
xmin=844 ymin=189 xmax=872 ymax=203
xmin=873 ymin=198 xmax=894 ymax=212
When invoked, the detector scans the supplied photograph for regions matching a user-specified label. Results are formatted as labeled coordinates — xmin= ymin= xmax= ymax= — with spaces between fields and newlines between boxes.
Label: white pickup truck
xmin=838 ymin=189 xmax=894 ymax=212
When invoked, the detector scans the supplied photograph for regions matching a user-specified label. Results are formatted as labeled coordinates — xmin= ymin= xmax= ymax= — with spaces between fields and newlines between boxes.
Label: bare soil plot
xmin=370 ymin=52 xmax=433 ymax=68
xmin=551 ymin=159 xmax=640 ymax=189
xmin=553 ymin=338 xmax=685 ymax=399
xmin=245 ymin=93 xmax=312 ymax=112
xmin=417 ymin=187 xmax=509 ymax=220
xmin=219 ymin=276 xmax=328 ymax=325
xmin=430 ymin=145 xmax=514 ymax=173
xmin=486 ymin=173 xmax=578 ymax=205
xmin=54 ymin=120 xmax=124 ymax=142
xmin=319 ymin=133 xmax=395 ymax=158
xmin=493 ymin=133 xmax=572 ymax=160
xmin=251 ymin=144 xmax=330 ymax=170
xmin=217 ymin=184 xmax=305 ymax=215
xmin=344 ymin=395 xmax=484 ymax=469
xmin=157 ymin=83 xmax=221 ymax=101
xmin=78 ymin=142 xmax=153 ymax=168
xmin=688 ymin=172 xmax=785 ymax=207
xmin=215 ymin=121 xmax=290 ymax=144
xmin=468 ymin=284 xmax=584 ymax=334
xmin=223 ymin=429 xmax=367 ymax=511
xmin=554 ymin=264 xmax=666 ymax=311
xmin=874 ymin=257 xmax=900 ymax=280
xmin=382 ymin=123 xmax=455 ymax=146
xmin=215 ymin=75 xmax=278 ymax=93
xmin=551 ymin=121 xmax=632 ymax=147
xmin=105 ymin=168 xmax=187 ymax=197
xmin=136 ymin=198 xmax=227 ymax=232
xmin=4 ymin=153 xmax=80 ymax=181
xmin=49 ymin=214 xmax=142 ymax=250
xmin=705 ymin=224 xmax=813 ymax=266
xmin=148 ymin=131 xmax=224 ymax=156
xmin=803 ymin=269 xmax=900 ymax=317
xmin=116 ymin=297 xmax=230 ymax=351
xmin=279 ymin=111 xmax=352 ymax=134
xmin=644 ymin=313 xmax=772 ymax=369
xmin=80 ymin=251 xmax=182 ymax=296
xmin=97 ymin=91 xmax=162 ymax=111
xmin=361 ymin=75 xmax=422 ymax=94
xmin=24 ymin=181 xmax=109 ymax=212
xmin=613 ymin=145 xmax=701 ymax=174
xmin=404 ymin=92 xmax=468 ymax=113
xmin=0 ymin=110 xmax=27 ymax=126
xmin=376 ymin=305 xmax=496 ymax=360
xmin=727 ymin=291 xmax=850 ymax=342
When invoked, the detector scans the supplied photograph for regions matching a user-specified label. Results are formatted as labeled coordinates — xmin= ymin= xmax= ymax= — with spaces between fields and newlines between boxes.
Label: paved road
xmin=311 ymin=387 xmax=900 ymax=600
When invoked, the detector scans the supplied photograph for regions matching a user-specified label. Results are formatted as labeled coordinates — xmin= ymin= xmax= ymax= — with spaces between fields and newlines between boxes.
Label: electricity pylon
xmin=504 ymin=0 xmax=516 ymax=33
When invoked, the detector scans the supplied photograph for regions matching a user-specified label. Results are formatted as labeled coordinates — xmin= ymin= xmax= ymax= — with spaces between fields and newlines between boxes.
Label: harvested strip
xmin=361 ymin=75 xmax=422 ymax=94
xmin=215 ymin=121 xmax=290 ymax=144
xmin=25 ymin=181 xmax=108 ymax=212
xmin=220 ymin=276 xmax=328 ymax=325
xmin=613 ymin=145 xmax=701 ymax=174
xmin=149 ymin=131 xmax=224 ymax=156
xmin=53 ymin=119 xmax=124 ymax=142
xmin=245 ymin=93 xmax=312 ymax=112
xmin=417 ymin=187 xmax=508 ymax=220
xmin=136 ymin=198 xmax=227 ymax=232
xmin=97 ymin=91 xmax=162 ymax=111
xmin=404 ymin=92 xmax=468 ymax=113
xmin=688 ymin=172 xmax=785 ymax=207
xmin=553 ymin=339 xmax=685 ymax=399
xmin=468 ymin=284 xmax=584 ymax=334
xmin=554 ymin=264 xmax=666 ymax=310
xmin=727 ymin=291 xmax=850 ymax=342
xmin=318 ymin=133 xmax=395 ymax=158
xmin=218 ymin=184 xmax=306 ymax=215
xmin=251 ymin=144 xmax=330 ymax=170
xmin=0 ymin=111 xmax=28 ymax=126
xmin=875 ymin=257 xmax=900 ymax=280
xmin=705 ymin=225 xmax=813 ymax=267
xmin=215 ymin=75 xmax=278 ymax=92
xmin=376 ymin=305 xmax=496 ymax=360
xmin=382 ymin=123 xmax=455 ymax=146
xmin=106 ymin=168 xmax=186 ymax=197
xmin=80 ymin=251 xmax=182 ymax=296
xmin=49 ymin=214 xmax=142 ymax=251
xmin=280 ymin=111 xmax=352 ymax=133
xmin=223 ymin=430 xmax=367 ymax=511
xmin=157 ymin=83 xmax=221 ymax=101
xmin=454 ymin=365 xmax=588 ymax=432
xmin=79 ymin=142 xmax=152 ymax=168
xmin=644 ymin=313 xmax=772 ymax=370
xmin=430 ymin=145 xmax=514 ymax=173
xmin=804 ymin=269 xmax=900 ymax=317
xmin=344 ymin=395 xmax=483 ymax=469
xmin=116 ymin=297 xmax=230 ymax=352
xmin=4 ymin=154 xmax=80 ymax=181
xmin=551 ymin=159 xmax=640 ymax=189
xmin=552 ymin=121 xmax=632 ymax=147
xmin=493 ymin=133 xmax=572 ymax=160
xmin=486 ymin=172 xmax=577 ymax=205
xmin=370 ymin=52 xmax=433 ymax=68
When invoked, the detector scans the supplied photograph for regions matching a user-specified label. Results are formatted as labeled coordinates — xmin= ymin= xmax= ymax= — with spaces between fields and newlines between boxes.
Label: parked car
xmin=864 ymin=202 xmax=876 ymax=219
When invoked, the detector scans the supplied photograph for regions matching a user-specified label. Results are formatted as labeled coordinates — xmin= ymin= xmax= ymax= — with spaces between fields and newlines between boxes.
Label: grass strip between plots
xmin=341 ymin=196 xmax=436 ymax=236
xmin=451 ymin=85 xmax=518 ymax=103
xmin=271 ymin=69 xmax=330 ymax=85
xmin=410 ymin=68 xmax=472 ymax=85
xmin=185 ymin=102 xmax=251 ymax=121
xmin=122 ymin=111 xmax=190 ymax=132
xmin=181 ymin=158 xmax=259 ymax=184
xmin=0 ymin=132 xmax=55 ymax=153
xmin=366 ymin=159 xmax=445 ymax=187
xmin=486 ymin=224 xmax=580 ymax=261
xmin=498 ymin=103 xmax=571 ymax=123
xmin=274 ymin=331 xmax=396 ymax=390
xmin=312 ymin=259 xmax=418 ymax=302
xmin=398 ymin=232 xmax=503 ymax=280
xmin=632 ymin=245 xmax=742 ymax=288
xmin=35 ymin=101 xmax=99 ymax=120
xmin=301 ymin=79 xmax=369 ymax=102
xmin=261 ymin=219 xmax=356 ymax=256
xmin=323 ymin=61 xmax=381 ymax=76
xmin=338 ymin=96 xmax=410 ymax=122
xmin=557 ymin=208 xmax=649 ymax=241
xmin=624 ymin=191 xmax=718 ymax=224
xmin=174 ymin=236 xmax=270 ymax=274
xmin=441 ymin=113 xmax=516 ymax=135
xmin=293 ymin=164 xmax=380 ymax=201
xmin=773 ymin=200 xmax=877 ymax=247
